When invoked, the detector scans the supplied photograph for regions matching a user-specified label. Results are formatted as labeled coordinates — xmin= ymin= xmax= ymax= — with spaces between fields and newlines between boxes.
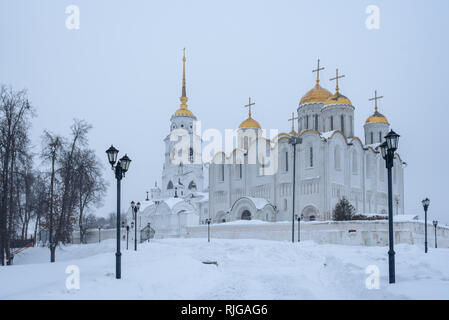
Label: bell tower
xmin=162 ymin=49 xmax=204 ymax=198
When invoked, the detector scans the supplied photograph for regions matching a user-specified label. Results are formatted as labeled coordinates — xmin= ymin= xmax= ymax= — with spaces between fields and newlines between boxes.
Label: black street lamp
xmin=131 ymin=201 xmax=141 ymax=251
xmin=288 ymin=136 xmax=302 ymax=243
xmin=98 ymin=226 xmax=101 ymax=243
xmin=380 ymin=129 xmax=400 ymax=284
xmin=106 ymin=145 xmax=132 ymax=279
xmin=433 ymin=220 xmax=438 ymax=248
xmin=421 ymin=198 xmax=430 ymax=253
xmin=295 ymin=214 xmax=304 ymax=242
xmin=126 ymin=224 xmax=130 ymax=250
xmin=206 ymin=218 xmax=211 ymax=242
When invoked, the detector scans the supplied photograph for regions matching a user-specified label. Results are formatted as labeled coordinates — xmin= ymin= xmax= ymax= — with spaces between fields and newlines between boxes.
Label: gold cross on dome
xmin=312 ymin=59 xmax=325 ymax=83
xmin=330 ymin=68 xmax=345 ymax=92
xmin=244 ymin=97 xmax=256 ymax=118
xmin=369 ymin=90 xmax=384 ymax=112
xmin=288 ymin=112 xmax=298 ymax=134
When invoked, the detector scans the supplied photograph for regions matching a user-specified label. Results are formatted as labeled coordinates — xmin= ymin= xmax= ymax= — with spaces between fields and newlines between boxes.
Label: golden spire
xmin=330 ymin=68 xmax=345 ymax=94
xmin=179 ymin=48 xmax=188 ymax=110
xmin=174 ymin=48 xmax=195 ymax=118
xmin=288 ymin=112 xmax=298 ymax=135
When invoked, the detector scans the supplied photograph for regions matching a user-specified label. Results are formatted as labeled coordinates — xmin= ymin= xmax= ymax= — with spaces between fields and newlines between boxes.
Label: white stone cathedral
xmin=138 ymin=54 xmax=405 ymax=236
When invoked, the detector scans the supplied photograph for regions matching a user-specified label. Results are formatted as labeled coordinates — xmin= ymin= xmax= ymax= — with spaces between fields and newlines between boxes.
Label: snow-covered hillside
xmin=1 ymin=239 xmax=448 ymax=299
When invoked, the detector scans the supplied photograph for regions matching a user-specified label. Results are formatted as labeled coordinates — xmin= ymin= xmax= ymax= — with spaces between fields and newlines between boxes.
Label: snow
xmin=246 ymin=197 xmax=271 ymax=210
xmin=1 ymin=238 xmax=448 ymax=299
xmin=320 ymin=130 xmax=337 ymax=140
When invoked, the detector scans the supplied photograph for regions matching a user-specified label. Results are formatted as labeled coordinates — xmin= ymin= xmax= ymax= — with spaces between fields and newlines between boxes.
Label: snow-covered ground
xmin=1 ymin=238 xmax=448 ymax=299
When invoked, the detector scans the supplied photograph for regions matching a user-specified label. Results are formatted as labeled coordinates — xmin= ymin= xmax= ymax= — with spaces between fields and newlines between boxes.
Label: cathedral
xmin=137 ymin=53 xmax=405 ymax=235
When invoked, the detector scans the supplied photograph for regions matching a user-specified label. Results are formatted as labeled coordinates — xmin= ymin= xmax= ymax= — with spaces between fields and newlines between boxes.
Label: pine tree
xmin=332 ymin=197 xmax=355 ymax=221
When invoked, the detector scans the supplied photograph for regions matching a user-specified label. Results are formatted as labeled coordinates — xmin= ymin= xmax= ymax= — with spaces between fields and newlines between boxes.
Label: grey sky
xmin=1 ymin=0 xmax=448 ymax=223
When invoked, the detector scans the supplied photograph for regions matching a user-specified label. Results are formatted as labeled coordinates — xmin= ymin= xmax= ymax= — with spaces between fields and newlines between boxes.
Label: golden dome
xmin=299 ymin=82 xmax=332 ymax=105
xmin=324 ymin=91 xmax=352 ymax=106
xmin=239 ymin=116 xmax=261 ymax=129
xmin=366 ymin=110 xmax=389 ymax=124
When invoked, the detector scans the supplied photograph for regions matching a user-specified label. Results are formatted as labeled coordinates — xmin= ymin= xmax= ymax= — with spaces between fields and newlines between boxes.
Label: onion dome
xmin=366 ymin=90 xmax=388 ymax=124
xmin=324 ymin=68 xmax=352 ymax=106
xmin=239 ymin=97 xmax=261 ymax=129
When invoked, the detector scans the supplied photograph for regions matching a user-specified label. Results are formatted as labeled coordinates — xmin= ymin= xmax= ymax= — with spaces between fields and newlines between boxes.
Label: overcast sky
xmin=1 ymin=0 xmax=448 ymax=223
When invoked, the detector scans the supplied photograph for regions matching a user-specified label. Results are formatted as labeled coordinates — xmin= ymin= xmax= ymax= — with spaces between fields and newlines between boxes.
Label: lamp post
xmin=206 ymin=218 xmax=211 ymax=242
xmin=380 ymin=130 xmax=400 ymax=284
xmin=131 ymin=201 xmax=141 ymax=251
xmin=288 ymin=136 xmax=302 ymax=243
xmin=421 ymin=198 xmax=430 ymax=253
xmin=433 ymin=220 xmax=438 ymax=248
xmin=106 ymin=145 xmax=132 ymax=279
xmin=295 ymin=214 xmax=303 ymax=242
xmin=98 ymin=226 xmax=101 ymax=243
xmin=126 ymin=224 xmax=130 ymax=250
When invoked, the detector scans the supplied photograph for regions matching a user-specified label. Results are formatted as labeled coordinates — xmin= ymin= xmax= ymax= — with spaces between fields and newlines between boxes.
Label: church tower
xmin=364 ymin=90 xmax=389 ymax=145
xmin=162 ymin=49 xmax=204 ymax=198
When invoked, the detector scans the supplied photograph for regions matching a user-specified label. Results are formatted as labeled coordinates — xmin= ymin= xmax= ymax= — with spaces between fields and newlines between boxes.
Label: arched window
xmin=306 ymin=115 xmax=309 ymax=129
xmin=379 ymin=132 xmax=382 ymax=143
xmin=167 ymin=181 xmax=174 ymax=190
xmin=330 ymin=116 xmax=334 ymax=130
xmin=188 ymin=180 xmax=196 ymax=190
xmin=370 ymin=132 xmax=374 ymax=144
xmin=284 ymin=198 xmax=288 ymax=211
xmin=334 ymin=146 xmax=341 ymax=170
xmin=352 ymin=151 xmax=358 ymax=174
xmin=314 ymin=115 xmax=318 ymax=131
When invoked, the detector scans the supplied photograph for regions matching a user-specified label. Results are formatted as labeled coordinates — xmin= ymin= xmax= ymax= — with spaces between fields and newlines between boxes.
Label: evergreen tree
xmin=332 ymin=197 xmax=355 ymax=221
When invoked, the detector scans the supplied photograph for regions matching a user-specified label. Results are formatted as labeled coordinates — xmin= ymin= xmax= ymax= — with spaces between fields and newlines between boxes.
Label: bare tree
xmin=0 ymin=85 xmax=33 ymax=265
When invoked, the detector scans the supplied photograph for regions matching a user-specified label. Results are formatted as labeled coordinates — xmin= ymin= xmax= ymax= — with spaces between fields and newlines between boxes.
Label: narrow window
xmin=285 ymin=151 xmax=288 ymax=172
xmin=370 ymin=132 xmax=374 ymax=144
xmin=379 ymin=132 xmax=382 ymax=143
xmin=330 ymin=116 xmax=334 ymax=130
xmin=239 ymin=163 xmax=242 ymax=179
xmin=340 ymin=115 xmax=344 ymax=134
xmin=189 ymin=147 xmax=194 ymax=163
xmin=350 ymin=116 xmax=353 ymax=136
xmin=314 ymin=115 xmax=318 ymax=131
xmin=220 ymin=164 xmax=225 ymax=182
xmin=306 ymin=115 xmax=309 ymax=129
xmin=310 ymin=146 xmax=313 ymax=167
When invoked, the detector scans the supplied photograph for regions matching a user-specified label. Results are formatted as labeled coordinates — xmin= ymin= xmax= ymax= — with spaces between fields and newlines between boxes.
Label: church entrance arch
xmin=241 ymin=210 xmax=251 ymax=220
xmin=301 ymin=205 xmax=319 ymax=221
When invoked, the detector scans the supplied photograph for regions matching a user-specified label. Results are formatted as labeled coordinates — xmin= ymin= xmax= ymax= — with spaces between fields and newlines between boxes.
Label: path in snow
xmin=1 ymin=238 xmax=448 ymax=299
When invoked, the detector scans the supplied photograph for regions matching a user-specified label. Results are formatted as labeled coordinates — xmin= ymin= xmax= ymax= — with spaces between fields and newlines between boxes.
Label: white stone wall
xmin=184 ymin=221 xmax=449 ymax=248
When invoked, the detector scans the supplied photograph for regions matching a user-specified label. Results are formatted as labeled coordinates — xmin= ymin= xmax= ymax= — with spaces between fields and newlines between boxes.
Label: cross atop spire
xmin=244 ymin=97 xmax=256 ymax=118
xmin=288 ymin=112 xmax=298 ymax=134
xmin=330 ymin=68 xmax=345 ymax=93
xmin=312 ymin=59 xmax=325 ymax=84
xmin=369 ymin=90 xmax=384 ymax=112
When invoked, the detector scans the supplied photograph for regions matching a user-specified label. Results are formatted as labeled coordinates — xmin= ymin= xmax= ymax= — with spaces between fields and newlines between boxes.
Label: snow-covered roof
xmin=246 ymin=197 xmax=272 ymax=210
xmin=320 ymin=130 xmax=337 ymax=140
